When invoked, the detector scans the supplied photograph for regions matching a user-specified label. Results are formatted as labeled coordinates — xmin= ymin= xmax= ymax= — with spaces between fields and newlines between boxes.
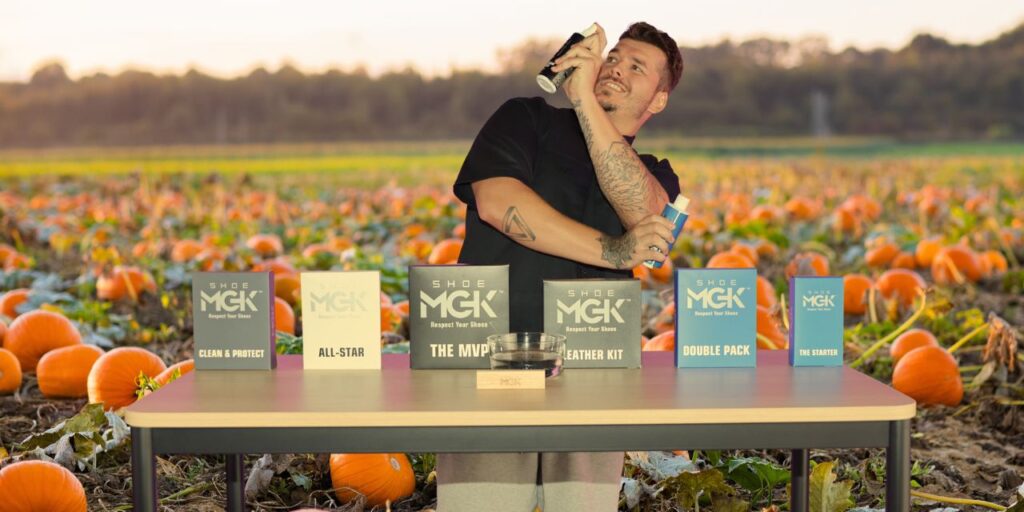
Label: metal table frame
xmin=131 ymin=419 xmax=910 ymax=511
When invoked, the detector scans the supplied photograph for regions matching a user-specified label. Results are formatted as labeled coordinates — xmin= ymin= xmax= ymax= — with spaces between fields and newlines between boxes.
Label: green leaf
xmin=810 ymin=461 xmax=854 ymax=512
xmin=289 ymin=471 xmax=313 ymax=491
xmin=664 ymin=468 xmax=734 ymax=511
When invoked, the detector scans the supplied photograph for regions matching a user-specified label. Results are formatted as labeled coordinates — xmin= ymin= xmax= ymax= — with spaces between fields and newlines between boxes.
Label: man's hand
xmin=596 ymin=213 xmax=675 ymax=269
xmin=550 ymin=23 xmax=607 ymax=104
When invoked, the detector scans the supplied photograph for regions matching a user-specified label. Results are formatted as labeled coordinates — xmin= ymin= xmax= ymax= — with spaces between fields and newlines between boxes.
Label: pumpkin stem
xmin=910 ymin=489 xmax=1006 ymax=510
xmin=947 ymin=323 xmax=989 ymax=354
xmin=756 ymin=333 xmax=779 ymax=350
xmin=851 ymin=289 xmax=927 ymax=369
xmin=942 ymin=254 xmax=966 ymax=285
xmin=867 ymin=285 xmax=878 ymax=324
xmin=779 ymin=293 xmax=789 ymax=331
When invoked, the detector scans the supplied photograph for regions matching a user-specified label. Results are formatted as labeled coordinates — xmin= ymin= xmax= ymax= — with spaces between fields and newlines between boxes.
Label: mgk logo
xmin=308 ymin=291 xmax=368 ymax=313
xmin=685 ymin=287 xmax=746 ymax=310
xmin=802 ymin=293 xmax=836 ymax=308
xmin=419 ymin=290 xmax=498 ymax=319
xmin=555 ymin=299 xmax=626 ymax=324
xmin=200 ymin=290 xmax=261 ymax=312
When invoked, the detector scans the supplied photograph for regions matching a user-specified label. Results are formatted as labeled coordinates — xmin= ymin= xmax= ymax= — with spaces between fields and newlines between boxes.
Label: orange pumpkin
xmin=842 ymin=274 xmax=873 ymax=315
xmin=0 ymin=347 xmax=23 ymax=394
xmin=252 ymin=257 xmax=297 ymax=276
xmin=381 ymin=305 xmax=402 ymax=334
xmin=979 ymin=250 xmax=1008 ymax=277
xmin=784 ymin=197 xmax=820 ymax=221
xmin=87 ymin=347 xmax=167 ymax=411
xmin=705 ymin=251 xmax=755 ymax=269
xmin=784 ymin=252 xmax=829 ymax=280
xmin=0 ymin=318 xmax=5 ymax=345
xmin=865 ymin=242 xmax=899 ymax=268
xmin=0 ymin=243 xmax=16 ymax=264
xmin=833 ymin=206 xmax=861 ymax=234
xmin=931 ymin=246 xmax=983 ymax=284
xmin=274 ymin=273 xmax=302 ymax=306
xmin=36 ymin=344 xmax=104 ymax=398
xmin=756 ymin=276 xmax=777 ymax=309
xmin=875 ymin=269 xmax=926 ymax=309
xmin=329 ymin=453 xmax=415 ymax=507
xmin=891 ymin=346 xmax=963 ymax=407
xmin=3 ymin=310 xmax=83 ymax=371
xmin=0 ymin=288 xmax=31 ymax=319
xmin=643 ymin=331 xmax=674 ymax=351
xmin=428 ymin=239 xmax=463 ymax=265
xmin=889 ymin=329 xmax=939 ymax=363
xmin=632 ymin=264 xmax=652 ymax=285
xmin=301 ymin=243 xmax=332 ymax=259
xmin=756 ymin=306 xmax=787 ymax=350
xmin=154 ymin=359 xmax=195 ymax=387
xmin=3 ymin=251 xmax=32 ymax=271
xmin=170 ymin=239 xmax=205 ymax=263
xmin=914 ymin=237 xmax=943 ymax=268
xmin=274 ymin=297 xmax=295 ymax=335
xmin=96 ymin=265 xmax=157 ymax=301
xmin=730 ymin=243 xmax=760 ymax=266
xmin=246 ymin=234 xmax=284 ymax=256
xmin=0 ymin=460 xmax=87 ymax=512
xmin=393 ymin=300 xmax=410 ymax=316
xmin=890 ymin=251 xmax=917 ymax=270
xmin=649 ymin=258 xmax=675 ymax=284
xmin=453 ymin=223 xmax=466 ymax=239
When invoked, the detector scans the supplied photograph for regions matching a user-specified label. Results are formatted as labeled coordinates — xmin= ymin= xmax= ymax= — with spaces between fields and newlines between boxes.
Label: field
xmin=0 ymin=139 xmax=1022 ymax=511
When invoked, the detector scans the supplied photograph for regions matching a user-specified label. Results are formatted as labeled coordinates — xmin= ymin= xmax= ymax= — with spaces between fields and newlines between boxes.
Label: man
xmin=439 ymin=21 xmax=685 ymax=511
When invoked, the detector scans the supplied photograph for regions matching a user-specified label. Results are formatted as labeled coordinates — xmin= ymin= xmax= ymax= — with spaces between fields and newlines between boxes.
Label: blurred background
xmin=2 ymin=0 xmax=1022 ymax=148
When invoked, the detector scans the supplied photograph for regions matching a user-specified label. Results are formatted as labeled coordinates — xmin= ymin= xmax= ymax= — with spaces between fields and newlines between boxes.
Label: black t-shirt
xmin=454 ymin=97 xmax=681 ymax=332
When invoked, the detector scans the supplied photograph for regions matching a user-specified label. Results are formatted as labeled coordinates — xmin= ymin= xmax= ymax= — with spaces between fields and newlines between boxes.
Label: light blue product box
xmin=675 ymin=268 xmax=757 ymax=368
xmin=788 ymin=276 xmax=844 ymax=367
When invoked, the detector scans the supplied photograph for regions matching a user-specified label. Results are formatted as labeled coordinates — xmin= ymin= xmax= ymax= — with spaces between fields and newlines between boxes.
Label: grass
xmin=1 ymin=138 xmax=1021 ymax=188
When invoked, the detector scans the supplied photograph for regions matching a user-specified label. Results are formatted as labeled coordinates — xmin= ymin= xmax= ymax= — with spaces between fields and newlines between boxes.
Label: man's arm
xmin=472 ymin=177 xmax=673 ymax=269
xmin=572 ymin=95 xmax=669 ymax=228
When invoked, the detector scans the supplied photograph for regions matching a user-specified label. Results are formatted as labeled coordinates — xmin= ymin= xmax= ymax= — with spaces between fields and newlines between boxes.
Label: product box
xmin=543 ymin=279 xmax=641 ymax=368
xmin=191 ymin=271 xmax=277 ymax=370
xmin=675 ymin=268 xmax=757 ymax=368
xmin=300 ymin=271 xmax=381 ymax=370
xmin=789 ymin=276 xmax=844 ymax=366
xmin=409 ymin=265 xmax=509 ymax=369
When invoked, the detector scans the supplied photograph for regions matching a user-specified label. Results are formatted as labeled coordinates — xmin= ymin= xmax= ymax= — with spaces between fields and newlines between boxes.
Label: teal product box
xmin=675 ymin=268 xmax=757 ymax=368
xmin=788 ymin=276 xmax=844 ymax=366
xmin=191 ymin=271 xmax=277 ymax=370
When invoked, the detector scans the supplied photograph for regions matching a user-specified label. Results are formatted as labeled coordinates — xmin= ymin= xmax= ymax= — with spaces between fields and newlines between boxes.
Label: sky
xmin=2 ymin=0 xmax=1023 ymax=81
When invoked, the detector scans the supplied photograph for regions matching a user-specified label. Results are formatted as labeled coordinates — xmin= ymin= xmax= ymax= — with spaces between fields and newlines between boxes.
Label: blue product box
xmin=675 ymin=268 xmax=757 ymax=368
xmin=788 ymin=276 xmax=845 ymax=366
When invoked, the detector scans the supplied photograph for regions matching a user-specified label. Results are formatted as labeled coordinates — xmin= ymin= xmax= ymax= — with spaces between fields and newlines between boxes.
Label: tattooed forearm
xmin=502 ymin=206 xmax=537 ymax=242
xmin=571 ymin=101 xmax=665 ymax=225
xmin=598 ymin=232 xmax=635 ymax=269
xmin=598 ymin=141 xmax=651 ymax=219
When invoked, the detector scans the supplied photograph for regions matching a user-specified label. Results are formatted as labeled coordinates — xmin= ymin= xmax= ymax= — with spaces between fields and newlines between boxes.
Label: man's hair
xmin=619 ymin=22 xmax=684 ymax=93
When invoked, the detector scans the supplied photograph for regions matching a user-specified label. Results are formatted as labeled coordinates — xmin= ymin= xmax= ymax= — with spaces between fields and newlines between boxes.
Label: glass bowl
xmin=487 ymin=332 xmax=566 ymax=378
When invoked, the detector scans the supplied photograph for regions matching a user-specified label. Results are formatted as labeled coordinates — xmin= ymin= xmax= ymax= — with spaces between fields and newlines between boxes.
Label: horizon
xmin=3 ymin=0 xmax=1023 ymax=82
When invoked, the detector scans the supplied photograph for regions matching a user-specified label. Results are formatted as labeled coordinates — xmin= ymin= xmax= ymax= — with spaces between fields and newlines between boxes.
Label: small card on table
xmin=475 ymin=370 xmax=546 ymax=389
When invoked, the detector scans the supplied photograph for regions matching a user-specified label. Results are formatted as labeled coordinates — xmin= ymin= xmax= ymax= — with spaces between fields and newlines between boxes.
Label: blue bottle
xmin=644 ymin=195 xmax=690 ymax=269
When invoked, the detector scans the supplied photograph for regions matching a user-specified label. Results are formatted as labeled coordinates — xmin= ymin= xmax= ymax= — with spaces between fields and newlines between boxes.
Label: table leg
xmin=887 ymin=420 xmax=910 ymax=511
xmin=791 ymin=448 xmax=809 ymax=512
xmin=226 ymin=454 xmax=245 ymax=512
xmin=131 ymin=427 xmax=158 ymax=512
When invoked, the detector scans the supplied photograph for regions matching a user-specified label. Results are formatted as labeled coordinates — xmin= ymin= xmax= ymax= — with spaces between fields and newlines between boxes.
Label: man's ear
xmin=647 ymin=91 xmax=668 ymax=115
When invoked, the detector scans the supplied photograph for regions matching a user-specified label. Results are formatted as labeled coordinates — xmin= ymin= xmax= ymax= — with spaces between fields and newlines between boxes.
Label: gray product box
xmin=543 ymin=279 xmax=641 ymax=368
xmin=191 ymin=271 xmax=277 ymax=370
xmin=409 ymin=265 xmax=509 ymax=369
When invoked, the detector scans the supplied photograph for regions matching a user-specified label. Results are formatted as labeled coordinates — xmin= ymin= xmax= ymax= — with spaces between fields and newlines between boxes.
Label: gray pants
xmin=436 ymin=452 xmax=624 ymax=512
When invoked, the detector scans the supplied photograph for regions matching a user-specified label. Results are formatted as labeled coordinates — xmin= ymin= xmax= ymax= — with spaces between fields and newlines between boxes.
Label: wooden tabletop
xmin=124 ymin=351 xmax=915 ymax=428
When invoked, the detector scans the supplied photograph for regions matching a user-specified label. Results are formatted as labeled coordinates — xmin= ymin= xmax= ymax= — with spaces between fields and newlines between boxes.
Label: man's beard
xmin=599 ymin=100 xmax=617 ymax=113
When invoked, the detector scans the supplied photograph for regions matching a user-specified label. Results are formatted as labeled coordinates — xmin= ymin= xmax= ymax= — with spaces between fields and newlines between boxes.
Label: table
xmin=125 ymin=350 xmax=916 ymax=511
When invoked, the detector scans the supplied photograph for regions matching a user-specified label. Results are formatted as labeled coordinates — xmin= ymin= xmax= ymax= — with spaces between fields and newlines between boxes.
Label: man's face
xmin=593 ymin=38 xmax=668 ymax=118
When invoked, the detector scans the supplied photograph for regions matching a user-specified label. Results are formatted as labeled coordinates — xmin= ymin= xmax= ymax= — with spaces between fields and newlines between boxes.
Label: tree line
xmin=1 ymin=22 xmax=1022 ymax=147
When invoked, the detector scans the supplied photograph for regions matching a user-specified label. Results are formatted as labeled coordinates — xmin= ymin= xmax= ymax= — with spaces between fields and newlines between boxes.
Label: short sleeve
xmin=640 ymin=154 xmax=681 ymax=201
xmin=454 ymin=98 xmax=542 ymax=209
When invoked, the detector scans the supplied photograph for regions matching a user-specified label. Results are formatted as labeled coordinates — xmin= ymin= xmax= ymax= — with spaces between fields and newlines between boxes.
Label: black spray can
xmin=537 ymin=23 xmax=599 ymax=94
